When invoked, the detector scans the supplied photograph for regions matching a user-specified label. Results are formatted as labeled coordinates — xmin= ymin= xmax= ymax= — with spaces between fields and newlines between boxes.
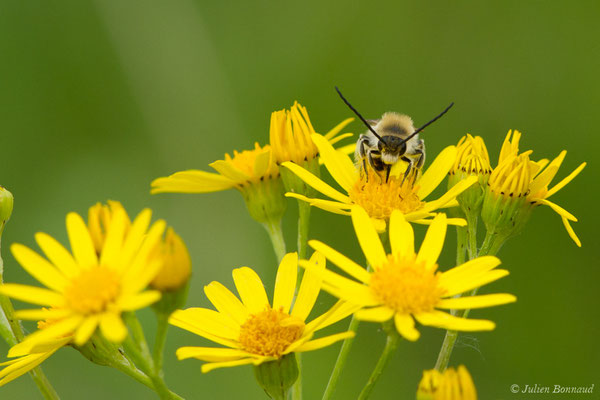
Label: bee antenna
xmin=401 ymin=102 xmax=454 ymax=145
xmin=335 ymin=86 xmax=383 ymax=141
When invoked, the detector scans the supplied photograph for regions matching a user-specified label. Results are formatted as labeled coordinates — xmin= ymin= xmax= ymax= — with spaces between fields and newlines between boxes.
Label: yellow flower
xmin=0 ymin=205 xmax=166 ymax=347
xmin=151 ymin=143 xmax=279 ymax=194
xmin=417 ymin=365 xmax=477 ymax=400
xmin=301 ymin=206 xmax=516 ymax=341
xmin=169 ymin=252 xmax=358 ymax=373
xmin=269 ymin=101 xmax=353 ymax=165
xmin=283 ymin=133 xmax=476 ymax=231
xmin=483 ymin=130 xmax=586 ymax=246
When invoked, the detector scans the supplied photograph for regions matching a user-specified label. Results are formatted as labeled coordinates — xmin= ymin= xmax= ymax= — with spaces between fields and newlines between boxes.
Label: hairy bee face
xmin=378 ymin=135 xmax=407 ymax=157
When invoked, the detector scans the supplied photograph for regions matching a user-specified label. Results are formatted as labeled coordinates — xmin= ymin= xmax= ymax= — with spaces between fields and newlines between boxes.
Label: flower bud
xmin=253 ymin=353 xmax=299 ymax=400
xmin=448 ymin=134 xmax=491 ymax=216
xmin=417 ymin=365 xmax=477 ymax=400
xmin=150 ymin=228 xmax=191 ymax=292
xmin=0 ymin=186 xmax=14 ymax=234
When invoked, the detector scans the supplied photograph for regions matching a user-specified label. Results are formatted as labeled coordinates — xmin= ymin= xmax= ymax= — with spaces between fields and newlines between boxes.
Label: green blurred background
xmin=0 ymin=1 xmax=598 ymax=399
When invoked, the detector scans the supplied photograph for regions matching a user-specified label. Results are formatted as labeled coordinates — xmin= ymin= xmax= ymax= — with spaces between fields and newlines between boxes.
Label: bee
xmin=335 ymin=87 xmax=454 ymax=183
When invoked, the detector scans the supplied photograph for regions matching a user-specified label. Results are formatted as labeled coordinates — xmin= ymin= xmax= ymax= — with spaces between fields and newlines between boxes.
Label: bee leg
xmin=400 ymin=157 xmax=413 ymax=185
xmin=385 ymin=164 xmax=392 ymax=183
xmin=362 ymin=158 xmax=369 ymax=182
xmin=412 ymin=148 xmax=425 ymax=185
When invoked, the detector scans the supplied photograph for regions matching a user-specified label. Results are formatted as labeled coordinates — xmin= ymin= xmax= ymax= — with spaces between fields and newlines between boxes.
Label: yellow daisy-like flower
xmin=0 ymin=206 xmax=166 ymax=347
xmin=151 ymin=142 xmax=279 ymax=195
xmin=301 ymin=206 xmax=516 ymax=341
xmin=417 ymin=365 xmax=477 ymax=400
xmin=282 ymin=133 xmax=476 ymax=231
xmin=270 ymin=101 xmax=353 ymax=165
xmin=169 ymin=252 xmax=358 ymax=373
xmin=484 ymin=130 xmax=586 ymax=246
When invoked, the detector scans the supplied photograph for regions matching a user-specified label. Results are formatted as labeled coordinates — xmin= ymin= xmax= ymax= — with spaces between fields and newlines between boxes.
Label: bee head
xmin=378 ymin=136 xmax=407 ymax=156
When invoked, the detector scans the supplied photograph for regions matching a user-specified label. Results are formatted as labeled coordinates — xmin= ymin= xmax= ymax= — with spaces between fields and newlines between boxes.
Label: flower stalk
xmin=357 ymin=326 xmax=400 ymax=400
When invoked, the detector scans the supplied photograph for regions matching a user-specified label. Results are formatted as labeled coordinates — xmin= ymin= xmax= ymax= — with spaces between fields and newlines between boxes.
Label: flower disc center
xmin=64 ymin=266 xmax=121 ymax=314
xmin=349 ymin=172 xmax=423 ymax=219
xmin=238 ymin=308 xmax=305 ymax=358
xmin=370 ymin=254 xmax=445 ymax=314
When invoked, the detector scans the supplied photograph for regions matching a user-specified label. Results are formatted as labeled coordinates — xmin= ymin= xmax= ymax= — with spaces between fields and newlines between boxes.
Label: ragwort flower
xmin=0 ymin=205 xmax=166 ymax=347
xmin=283 ymin=133 xmax=476 ymax=231
xmin=169 ymin=252 xmax=358 ymax=373
xmin=482 ymin=130 xmax=586 ymax=246
xmin=302 ymin=206 xmax=516 ymax=341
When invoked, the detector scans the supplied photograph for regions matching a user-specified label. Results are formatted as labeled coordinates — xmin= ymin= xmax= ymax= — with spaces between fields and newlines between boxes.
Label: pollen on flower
xmin=370 ymin=254 xmax=446 ymax=314
xmin=238 ymin=307 xmax=305 ymax=358
xmin=64 ymin=266 xmax=121 ymax=314
xmin=349 ymin=171 xmax=423 ymax=219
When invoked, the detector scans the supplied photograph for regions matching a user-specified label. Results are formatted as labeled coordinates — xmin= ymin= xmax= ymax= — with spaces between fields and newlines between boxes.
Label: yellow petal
xmin=394 ymin=313 xmax=420 ymax=341
xmin=66 ymin=212 xmax=98 ymax=269
xmin=0 ymin=351 xmax=57 ymax=386
xmin=100 ymin=313 xmax=128 ymax=343
xmin=285 ymin=193 xmax=352 ymax=216
xmin=351 ymin=206 xmax=387 ymax=269
xmin=209 ymin=160 xmax=249 ymax=182
xmin=119 ymin=291 xmax=161 ymax=311
xmin=529 ymin=150 xmax=566 ymax=194
xmin=282 ymin=162 xmax=351 ymax=204
xmin=169 ymin=312 xmax=240 ymax=349
xmin=420 ymin=176 xmax=477 ymax=213
xmin=10 ymin=244 xmax=67 ymax=292
xmin=74 ymin=315 xmax=100 ymax=346
xmin=323 ymin=117 xmax=354 ymax=140
xmin=437 ymin=293 xmax=517 ymax=309
xmin=562 ymin=217 xmax=581 ymax=247
xmin=8 ymin=316 xmax=81 ymax=357
xmin=273 ymin=253 xmax=298 ymax=314
xmin=34 ymin=233 xmax=79 ymax=278
xmin=440 ymin=256 xmax=501 ymax=284
xmin=99 ymin=207 xmax=128 ymax=267
xmin=150 ymin=170 xmax=235 ymax=194
xmin=294 ymin=331 xmax=355 ymax=353
xmin=311 ymin=133 xmax=357 ymax=192
xmin=291 ymin=252 xmax=324 ymax=321
xmin=175 ymin=346 xmax=249 ymax=362
xmin=305 ymin=300 xmax=361 ymax=333
xmin=14 ymin=308 xmax=71 ymax=321
xmin=355 ymin=306 xmax=394 ymax=322
xmin=119 ymin=209 xmax=152 ymax=268
xmin=389 ymin=210 xmax=414 ymax=258
xmin=204 ymin=281 xmax=249 ymax=326
xmin=417 ymin=146 xmax=457 ymax=199
xmin=200 ymin=358 xmax=257 ymax=373
xmin=415 ymin=310 xmax=495 ymax=331
xmin=308 ymin=240 xmax=370 ymax=284
xmin=169 ymin=308 xmax=240 ymax=340
xmin=443 ymin=269 xmax=509 ymax=298
xmin=546 ymin=162 xmax=586 ymax=198
xmin=232 ymin=267 xmax=269 ymax=314
xmin=415 ymin=214 xmax=447 ymax=270
xmin=0 ymin=284 xmax=63 ymax=307
xmin=540 ymin=199 xmax=577 ymax=221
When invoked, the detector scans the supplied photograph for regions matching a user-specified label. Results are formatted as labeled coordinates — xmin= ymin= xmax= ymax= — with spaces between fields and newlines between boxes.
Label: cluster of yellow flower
xmin=0 ymin=101 xmax=584 ymax=399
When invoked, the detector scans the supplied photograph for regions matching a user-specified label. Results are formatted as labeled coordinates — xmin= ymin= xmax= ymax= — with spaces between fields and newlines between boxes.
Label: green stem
xmin=297 ymin=200 xmax=311 ymax=260
xmin=123 ymin=313 xmax=182 ymax=400
xmin=152 ymin=313 xmax=169 ymax=373
xmin=465 ymin=212 xmax=478 ymax=260
xmin=263 ymin=219 xmax=287 ymax=262
xmin=322 ymin=316 xmax=360 ymax=400
xmin=434 ymin=228 xmax=507 ymax=371
xmin=357 ymin=330 xmax=400 ymax=400
xmin=455 ymin=226 xmax=467 ymax=267
xmin=29 ymin=367 xmax=60 ymax=400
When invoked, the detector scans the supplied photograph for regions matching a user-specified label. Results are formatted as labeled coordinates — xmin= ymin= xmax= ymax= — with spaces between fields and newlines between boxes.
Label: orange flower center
xmin=370 ymin=254 xmax=445 ymax=314
xmin=238 ymin=307 xmax=305 ymax=357
xmin=64 ymin=266 xmax=121 ymax=314
xmin=349 ymin=171 xmax=423 ymax=219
